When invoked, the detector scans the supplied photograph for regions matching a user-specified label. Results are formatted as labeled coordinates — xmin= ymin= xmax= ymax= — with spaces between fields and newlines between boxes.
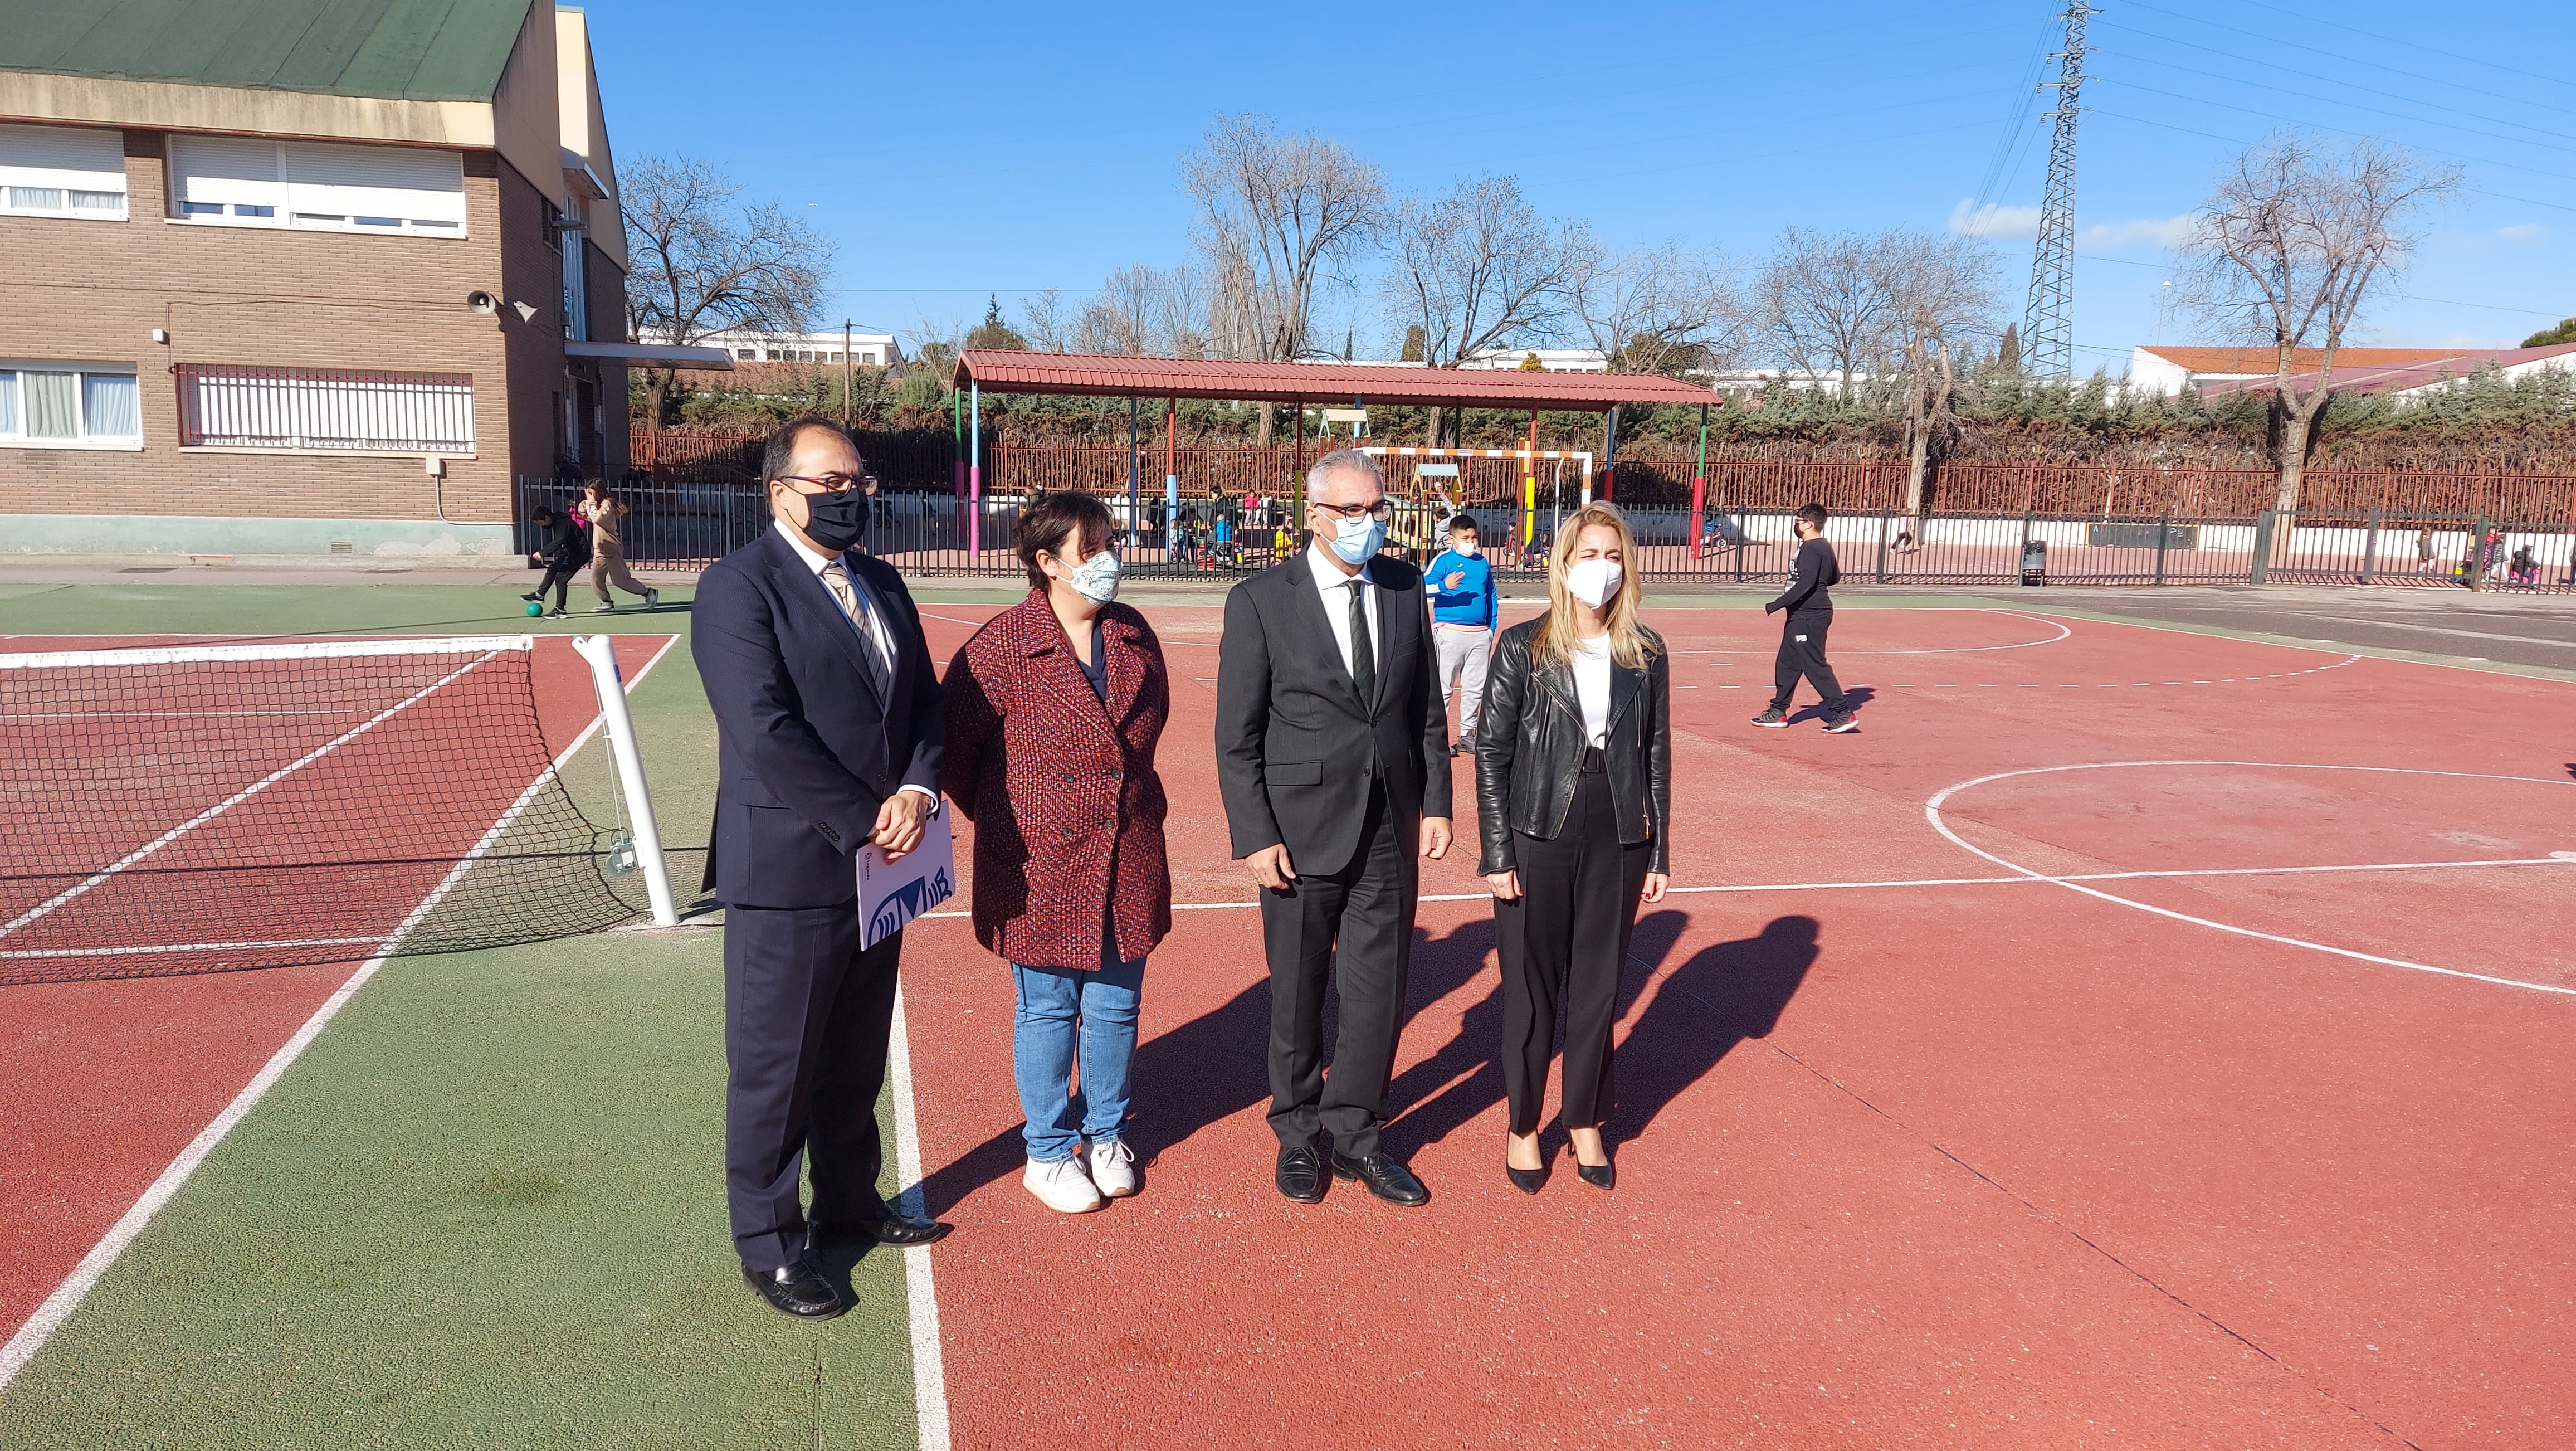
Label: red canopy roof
xmin=952 ymin=350 xmax=1719 ymax=411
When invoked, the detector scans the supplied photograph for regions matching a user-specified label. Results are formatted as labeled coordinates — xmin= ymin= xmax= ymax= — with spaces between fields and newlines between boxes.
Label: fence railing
xmin=527 ymin=476 xmax=2574 ymax=594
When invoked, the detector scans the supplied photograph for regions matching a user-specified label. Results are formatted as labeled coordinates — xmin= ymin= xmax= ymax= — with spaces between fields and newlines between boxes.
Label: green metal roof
xmin=0 ymin=0 xmax=535 ymax=104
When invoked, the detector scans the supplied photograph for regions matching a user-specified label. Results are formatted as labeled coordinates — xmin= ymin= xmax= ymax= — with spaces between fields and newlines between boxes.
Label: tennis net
xmin=0 ymin=635 xmax=664 ymax=986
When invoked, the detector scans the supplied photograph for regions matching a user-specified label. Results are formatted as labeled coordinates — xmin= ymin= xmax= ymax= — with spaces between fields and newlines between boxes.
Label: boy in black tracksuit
xmin=1753 ymin=503 xmax=1857 ymax=733
xmin=522 ymin=505 xmax=586 ymax=618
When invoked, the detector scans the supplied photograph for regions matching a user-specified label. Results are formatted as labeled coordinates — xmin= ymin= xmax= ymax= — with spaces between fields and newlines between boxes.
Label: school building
xmin=0 ymin=1 xmax=723 ymax=558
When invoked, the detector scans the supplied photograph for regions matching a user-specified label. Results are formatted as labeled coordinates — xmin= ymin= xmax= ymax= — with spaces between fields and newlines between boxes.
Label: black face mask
xmin=797 ymin=488 xmax=869 ymax=553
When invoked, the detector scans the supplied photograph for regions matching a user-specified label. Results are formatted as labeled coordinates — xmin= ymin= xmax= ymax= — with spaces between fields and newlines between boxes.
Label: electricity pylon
xmin=2024 ymin=2 xmax=2095 ymax=379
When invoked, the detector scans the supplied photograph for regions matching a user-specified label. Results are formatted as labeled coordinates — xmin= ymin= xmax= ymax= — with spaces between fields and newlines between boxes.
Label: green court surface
xmin=0 ymin=582 xmax=920 ymax=1451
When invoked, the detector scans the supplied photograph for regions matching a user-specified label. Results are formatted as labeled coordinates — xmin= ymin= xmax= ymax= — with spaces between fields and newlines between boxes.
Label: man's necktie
xmin=821 ymin=559 xmax=892 ymax=699
xmin=1345 ymin=577 xmax=1375 ymax=710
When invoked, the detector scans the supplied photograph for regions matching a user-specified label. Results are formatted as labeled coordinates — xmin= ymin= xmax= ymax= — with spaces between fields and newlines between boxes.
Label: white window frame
xmin=166 ymin=137 xmax=467 ymax=239
xmin=0 ymin=361 xmax=145 ymax=450
xmin=0 ymin=124 xmax=129 ymax=222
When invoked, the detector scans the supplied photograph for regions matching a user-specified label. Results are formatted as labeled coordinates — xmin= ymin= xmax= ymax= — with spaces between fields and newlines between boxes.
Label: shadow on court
xmin=909 ymin=908 xmax=1818 ymax=1215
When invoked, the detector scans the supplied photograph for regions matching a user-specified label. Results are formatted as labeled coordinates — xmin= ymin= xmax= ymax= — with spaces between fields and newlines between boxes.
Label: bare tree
xmin=2168 ymin=135 xmax=2461 ymax=513
xmin=1185 ymin=114 xmax=1387 ymax=442
xmin=1754 ymin=228 xmax=1995 ymax=389
xmin=1019 ymin=288 xmax=1071 ymax=353
xmin=622 ymin=155 xmax=833 ymax=431
xmin=1563 ymin=236 xmax=1743 ymax=377
xmin=1071 ymin=263 xmax=1209 ymax=357
xmin=1382 ymin=174 xmax=1579 ymax=442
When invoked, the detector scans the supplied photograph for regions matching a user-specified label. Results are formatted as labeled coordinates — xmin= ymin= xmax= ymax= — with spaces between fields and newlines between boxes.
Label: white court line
xmin=0 ymin=635 xmax=682 ymax=1394
xmin=886 ymin=982 xmax=952 ymax=1451
xmin=908 ymin=855 xmax=2576 ymax=921
xmin=1926 ymin=760 xmax=2576 ymax=999
xmin=0 ymin=649 xmax=502 ymax=941
xmin=2006 ymin=608 xmax=2576 ymax=685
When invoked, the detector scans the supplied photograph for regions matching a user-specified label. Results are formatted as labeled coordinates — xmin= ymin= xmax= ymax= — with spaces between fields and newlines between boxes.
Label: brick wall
xmin=0 ymin=125 xmax=570 ymax=534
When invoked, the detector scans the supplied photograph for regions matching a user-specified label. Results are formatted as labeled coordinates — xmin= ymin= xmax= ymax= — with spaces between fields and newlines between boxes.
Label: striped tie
xmin=821 ymin=560 xmax=892 ymax=698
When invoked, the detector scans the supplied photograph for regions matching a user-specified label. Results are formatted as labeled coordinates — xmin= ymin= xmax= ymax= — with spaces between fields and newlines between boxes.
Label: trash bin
xmin=2020 ymin=537 xmax=2047 ymax=586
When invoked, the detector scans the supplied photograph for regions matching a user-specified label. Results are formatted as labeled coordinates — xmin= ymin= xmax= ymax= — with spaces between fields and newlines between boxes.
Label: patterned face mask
xmin=1063 ymin=547 xmax=1121 ymax=604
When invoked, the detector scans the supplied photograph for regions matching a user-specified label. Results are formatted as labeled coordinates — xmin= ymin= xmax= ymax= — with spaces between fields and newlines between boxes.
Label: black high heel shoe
xmin=1505 ymin=1161 xmax=1547 ymax=1195
xmin=1572 ymin=1149 xmax=1614 ymax=1191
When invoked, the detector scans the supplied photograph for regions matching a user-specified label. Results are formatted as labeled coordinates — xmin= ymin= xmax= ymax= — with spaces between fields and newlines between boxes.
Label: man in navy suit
xmin=692 ymin=417 xmax=950 ymax=1319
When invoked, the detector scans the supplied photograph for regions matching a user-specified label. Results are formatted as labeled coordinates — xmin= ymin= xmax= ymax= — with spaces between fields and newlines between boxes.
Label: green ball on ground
xmin=526 ymin=601 xmax=543 ymax=617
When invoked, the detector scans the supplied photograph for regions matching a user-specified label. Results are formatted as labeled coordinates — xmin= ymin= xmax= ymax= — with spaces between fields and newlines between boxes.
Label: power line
xmin=2218 ymin=0 xmax=2576 ymax=95
xmin=2089 ymin=77 xmax=2576 ymax=185
xmin=2094 ymin=19 xmax=2576 ymax=132
xmin=2082 ymin=104 xmax=2576 ymax=216
xmin=2093 ymin=42 xmax=2576 ymax=157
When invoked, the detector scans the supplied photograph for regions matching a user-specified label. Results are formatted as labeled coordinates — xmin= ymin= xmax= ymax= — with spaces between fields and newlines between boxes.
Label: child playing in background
xmin=1425 ymin=513 xmax=1499 ymax=756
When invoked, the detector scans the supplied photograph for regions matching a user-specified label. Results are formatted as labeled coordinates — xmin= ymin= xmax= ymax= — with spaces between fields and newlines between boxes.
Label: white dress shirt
xmin=1306 ymin=539 xmax=1379 ymax=681
xmin=777 ymin=523 xmax=935 ymax=805
xmin=1573 ymin=636 xmax=1613 ymax=747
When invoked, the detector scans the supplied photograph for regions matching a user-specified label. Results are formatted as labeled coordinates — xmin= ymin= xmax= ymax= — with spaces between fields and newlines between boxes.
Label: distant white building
xmin=1460 ymin=347 xmax=1608 ymax=373
xmin=646 ymin=328 xmax=903 ymax=367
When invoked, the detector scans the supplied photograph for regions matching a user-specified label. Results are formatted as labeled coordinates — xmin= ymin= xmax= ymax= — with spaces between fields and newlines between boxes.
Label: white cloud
xmin=2498 ymin=223 xmax=2548 ymax=246
xmin=1949 ymin=199 xmax=2040 ymax=239
xmin=2075 ymin=214 xmax=2196 ymax=250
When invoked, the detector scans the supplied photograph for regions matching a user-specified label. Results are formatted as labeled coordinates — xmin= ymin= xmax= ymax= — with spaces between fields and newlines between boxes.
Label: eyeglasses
xmin=1310 ymin=498 xmax=1393 ymax=522
xmin=775 ymin=473 xmax=871 ymax=494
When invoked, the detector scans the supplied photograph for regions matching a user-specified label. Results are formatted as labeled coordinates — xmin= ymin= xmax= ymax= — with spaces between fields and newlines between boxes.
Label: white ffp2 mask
xmin=1565 ymin=558 xmax=1623 ymax=608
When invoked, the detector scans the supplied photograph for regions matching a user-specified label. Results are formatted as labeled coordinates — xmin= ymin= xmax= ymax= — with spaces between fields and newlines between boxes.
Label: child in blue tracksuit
xmin=1426 ymin=513 xmax=1499 ymax=756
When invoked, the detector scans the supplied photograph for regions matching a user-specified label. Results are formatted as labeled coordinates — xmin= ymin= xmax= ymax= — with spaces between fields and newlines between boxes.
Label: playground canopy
xmin=949 ymin=350 xmax=1721 ymax=411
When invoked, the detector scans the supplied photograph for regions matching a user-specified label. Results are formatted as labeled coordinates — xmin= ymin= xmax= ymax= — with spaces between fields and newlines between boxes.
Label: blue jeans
xmin=1012 ymin=952 xmax=1146 ymax=1163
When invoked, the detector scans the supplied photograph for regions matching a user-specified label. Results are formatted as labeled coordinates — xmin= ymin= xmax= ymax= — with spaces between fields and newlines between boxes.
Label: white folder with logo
xmin=857 ymin=806 xmax=956 ymax=949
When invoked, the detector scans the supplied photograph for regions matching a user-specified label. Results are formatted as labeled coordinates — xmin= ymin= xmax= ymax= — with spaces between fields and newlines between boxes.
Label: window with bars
xmin=177 ymin=366 xmax=473 ymax=452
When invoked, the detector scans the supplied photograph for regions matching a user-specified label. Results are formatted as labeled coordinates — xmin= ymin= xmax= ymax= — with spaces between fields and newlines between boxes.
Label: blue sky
xmin=586 ymin=0 xmax=2574 ymax=371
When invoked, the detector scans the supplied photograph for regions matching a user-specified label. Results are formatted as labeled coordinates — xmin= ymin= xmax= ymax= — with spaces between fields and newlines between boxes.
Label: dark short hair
xmin=531 ymin=505 xmax=557 ymax=522
xmin=1447 ymin=513 xmax=1478 ymax=535
xmin=762 ymin=417 xmax=859 ymax=483
xmin=1794 ymin=502 xmax=1829 ymax=529
xmin=1016 ymin=491 xmax=1115 ymax=591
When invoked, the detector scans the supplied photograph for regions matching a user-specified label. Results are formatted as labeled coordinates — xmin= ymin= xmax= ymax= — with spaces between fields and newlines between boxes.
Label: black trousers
xmin=531 ymin=560 xmax=579 ymax=610
xmin=1258 ymin=778 xmax=1416 ymax=1160
xmin=1496 ymin=769 xmax=1650 ymax=1135
xmin=723 ymin=904 xmax=901 ymax=1272
xmin=1771 ymin=612 xmax=1846 ymax=712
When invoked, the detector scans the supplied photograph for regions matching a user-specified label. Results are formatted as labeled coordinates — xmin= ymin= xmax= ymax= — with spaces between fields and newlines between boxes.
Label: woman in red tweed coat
xmin=941 ymin=491 xmax=1171 ymax=1213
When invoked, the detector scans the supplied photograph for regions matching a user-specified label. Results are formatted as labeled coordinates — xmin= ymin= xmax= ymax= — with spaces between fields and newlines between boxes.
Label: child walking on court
xmin=1427 ymin=513 xmax=1499 ymax=754
xmin=1753 ymin=503 xmax=1857 ymax=733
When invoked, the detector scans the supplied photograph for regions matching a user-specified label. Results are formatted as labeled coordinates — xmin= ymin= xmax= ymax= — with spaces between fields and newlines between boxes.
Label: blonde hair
xmin=1534 ymin=501 xmax=1661 ymax=671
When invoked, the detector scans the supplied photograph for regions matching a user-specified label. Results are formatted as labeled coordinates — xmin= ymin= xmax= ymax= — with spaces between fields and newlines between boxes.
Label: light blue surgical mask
xmin=1327 ymin=511 xmax=1386 ymax=565
xmin=1063 ymin=547 xmax=1121 ymax=604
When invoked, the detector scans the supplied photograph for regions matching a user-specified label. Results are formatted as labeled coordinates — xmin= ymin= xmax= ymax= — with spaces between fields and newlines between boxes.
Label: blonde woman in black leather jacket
xmin=1474 ymin=501 xmax=1671 ymax=1194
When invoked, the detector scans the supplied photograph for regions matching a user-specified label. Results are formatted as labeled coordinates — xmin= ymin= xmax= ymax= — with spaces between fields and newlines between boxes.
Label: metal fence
xmin=525 ymin=476 xmax=2574 ymax=595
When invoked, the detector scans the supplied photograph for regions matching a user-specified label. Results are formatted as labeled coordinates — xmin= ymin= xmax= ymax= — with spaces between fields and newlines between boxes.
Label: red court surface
xmin=897 ymin=601 xmax=2575 ymax=1450
xmin=0 ymin=632 xmax=670 ymax=1342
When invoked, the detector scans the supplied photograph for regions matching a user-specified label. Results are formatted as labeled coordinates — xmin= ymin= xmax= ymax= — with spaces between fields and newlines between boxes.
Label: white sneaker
xmin=1023 ymin=1155 xmax=1102 ymax=1214
xmin=592 ymin=602 xmax=616 ymax=613
xmin=643 ymin=587 xmax=661 ymax=610
xmin=1088 ymin=1138 xmax=1139 ymax=1198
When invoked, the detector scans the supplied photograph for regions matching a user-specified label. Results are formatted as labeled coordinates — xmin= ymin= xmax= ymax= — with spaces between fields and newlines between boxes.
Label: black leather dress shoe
xmin=1574 ymin=1157 xmax=1616 ymax=1191
xmin=1332 ymin=1151 xmax=1431 ymax=1206
xmin=812 ymin=1215 xmax=952 ymax=1249
xmin=743 ymin=1258 xmax=844 ymax=1319
xmin=1275 ymin=1144 xmax=1327 ymax=1203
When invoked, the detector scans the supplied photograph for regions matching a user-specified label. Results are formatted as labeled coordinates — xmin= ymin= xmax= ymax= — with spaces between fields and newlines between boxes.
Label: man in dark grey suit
xmin=691 ymin=417 xmax=950 ymax=1320
xmin=1215 ymin=447 xmax=1453 ymax=1206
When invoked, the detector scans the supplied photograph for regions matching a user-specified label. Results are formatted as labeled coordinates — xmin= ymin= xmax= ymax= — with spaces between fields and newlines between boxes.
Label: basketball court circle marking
xmin=1672 ymin=610 xmax=2074 ymax=657
xmin=1925 ymin=761 xmax=2576 ymax=999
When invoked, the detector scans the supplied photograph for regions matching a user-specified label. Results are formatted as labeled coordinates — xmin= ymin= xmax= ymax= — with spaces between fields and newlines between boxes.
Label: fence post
xmin=2019 ymin=511 xmax=2034 ymax=584
xmin=2154 ymin=510 xmax=2169 ymax=586
xmin=2468 ymin=513 xmax=2488 ymax=590
xmin=2360 ymin=506 xmax=2380 ymax=584
xmin=1733 ymin=510 xmax=1746 ymax=583
xmin=1876 ymin=509 xmax=1891 ymax=583
xmin=2250 ymin=510 xmax=2273 ymax=584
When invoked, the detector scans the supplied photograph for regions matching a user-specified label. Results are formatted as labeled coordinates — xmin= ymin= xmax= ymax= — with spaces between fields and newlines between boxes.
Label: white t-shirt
xmin=1573 ymin=636 xmax=1612 ymax=748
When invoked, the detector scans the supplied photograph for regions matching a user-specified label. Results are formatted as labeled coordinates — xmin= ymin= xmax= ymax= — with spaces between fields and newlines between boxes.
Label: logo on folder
xmin=858 ymin=806 xmax=956 ymax=948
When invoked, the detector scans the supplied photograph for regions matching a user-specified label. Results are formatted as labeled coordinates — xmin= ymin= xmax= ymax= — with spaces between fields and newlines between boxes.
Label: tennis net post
xmin=570 ymin=635 xmax=678 ymax=927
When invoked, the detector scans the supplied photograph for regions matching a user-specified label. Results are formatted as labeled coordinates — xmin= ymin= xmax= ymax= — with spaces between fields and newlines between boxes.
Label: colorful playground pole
xmin=1690 ymin=402 xmax=1709 ymax=560
xmin=1164 ymin=394 xmax=1179 ymax=539
xmin=1599 ymin=405 xmax=1618 ymax=504
xmin=1126 ymin=396 xmax=1139 ymax=549
xmin=969 ymin=377 xmax=982 ymax=558
xmin=1521 ymin=410 xmax=1538 ymax=548
xmin=951 ymin=389 xmax=963 ymax=499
